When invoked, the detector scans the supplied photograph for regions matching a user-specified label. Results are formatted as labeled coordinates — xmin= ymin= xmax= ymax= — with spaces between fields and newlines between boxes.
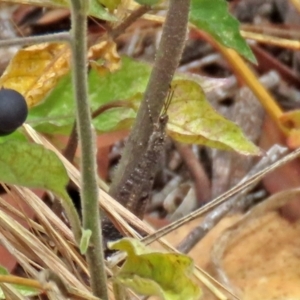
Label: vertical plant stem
xmin=109 ymin=0 xmax=191 ymax=202
xmin=69 ymin=1 xmax=108 ymax=299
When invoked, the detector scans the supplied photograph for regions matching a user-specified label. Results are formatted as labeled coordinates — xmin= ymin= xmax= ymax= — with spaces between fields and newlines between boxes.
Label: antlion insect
xmin=124 ymin=86 xmax=174 ymax=217
xmin=102 ymin=87 xmax=174 ymax=246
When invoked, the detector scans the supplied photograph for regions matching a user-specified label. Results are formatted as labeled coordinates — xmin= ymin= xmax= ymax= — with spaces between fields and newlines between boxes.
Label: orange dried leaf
xmin=280 ymin=110 xmax=300 ymax=129
xmin=0 ymin=43 xmax=71 ymax=108
xmin=88 ymin=41 xmax=121 ymax=75
xmin=279 ymin=110 xmax=300 ymax=148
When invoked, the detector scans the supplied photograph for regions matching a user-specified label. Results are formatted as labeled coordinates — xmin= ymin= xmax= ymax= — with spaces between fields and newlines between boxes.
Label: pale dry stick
xmin=143 ymin=13 xmax=300 ymax=51
xmin=12 ymin=186 xmax=89 ymax=275
xmin=0 ymin=188 xmax=88 ymax=281
xmin=194 ymin=269 xmax=229 ymax=300
xmin=109 ymin=5 xmax=151 ymax=39
xmin=177 ymin=145 xmax=288 ymax=254
xmin=1 ymin=0 xmax=61 ymax=6
xmin=0 ymin=210 xmax=89 ymax=292
xmin=241 ymin=30 xmax=300 ymax=50
xmin=0 ymin=234 xmax=100 ymax=300
xmin=24 ymin=124 xmax=232 ymax=300
xmin=0 ymin=192 xmax=45 ymax=234
xmin=0 ymin=32 xmax=70 ymax=48
xmin=24 ymin=124 xmax=143 ymax=239
xmin=24 ymin=123 xmax=300 ymax=254
xmin=241 ymin=23 xmax=300 ymax=39
xmin=1 ymin=283 xmax=27 ymax=300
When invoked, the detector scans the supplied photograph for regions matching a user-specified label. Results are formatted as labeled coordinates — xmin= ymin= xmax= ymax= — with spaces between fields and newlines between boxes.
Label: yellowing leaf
xmin=4 ymin=0 xmax=116 ymax=21
xmin=0 ymin=41 xmax=121 ymax=110
xmin=0 ymin=43 xmax=71 ymax=108
xmin=280 ymin=110 xmax=300 ymax=129
xmin=279 ymin=110 xmax=300 ymax=149
xmin=0 ymin=140 xmax=69 ymax=196
xmin=88 ymin=41 xmax=121 ymax=75
xmin=80 ymin=229 xmax=92 ymax=254
xmin=98 ymin=0 xmax=121 ymax=11
xmin=168 ymin=80 xmax=260 ymax=155
xmin=109 ymin=238 xmax=201 ymax=300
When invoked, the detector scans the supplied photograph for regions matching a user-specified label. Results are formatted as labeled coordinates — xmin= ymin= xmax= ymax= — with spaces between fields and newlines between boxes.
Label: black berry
xmin=0 ymin=88 xmax=28 ymax=136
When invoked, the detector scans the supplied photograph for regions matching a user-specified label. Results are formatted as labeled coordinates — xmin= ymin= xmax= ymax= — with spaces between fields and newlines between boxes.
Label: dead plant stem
xmin=0 ymin=32 xmax=70 ymax=47
xmin=109 ymin=5 xmax=151 ymax=39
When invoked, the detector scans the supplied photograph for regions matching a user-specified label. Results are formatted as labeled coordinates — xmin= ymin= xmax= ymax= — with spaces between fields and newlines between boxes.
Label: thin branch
xmin=63 ymin=100 xmax=131 ymax=162
xmin=69 ymin=1 xmax=108 ymax=299
xmin=0 ymin=33 xmax=70 ymax=47
xmin=175 ymin=143 xmax=211 ymax=204
xmin=109 ymin=5 xmax=151 ymax=39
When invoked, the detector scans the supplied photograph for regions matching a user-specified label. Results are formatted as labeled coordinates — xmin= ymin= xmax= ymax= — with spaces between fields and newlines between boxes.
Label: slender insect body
xmin=122 ymin=114 xmax=168 ymax=217
xmin=103 ymin=89 xmax=172 ymax=246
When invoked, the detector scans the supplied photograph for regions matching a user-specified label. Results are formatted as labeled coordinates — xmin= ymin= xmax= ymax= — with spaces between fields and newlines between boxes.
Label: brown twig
xmin=109 ymin=5 xmax=151 ymax=39
xmin=251 ymin=44 xmax=300 ymax=89
xmin=175 ymin=142 xmax=211 ymax=205
xmin=63 ymin=100 xmax=133 ymax=162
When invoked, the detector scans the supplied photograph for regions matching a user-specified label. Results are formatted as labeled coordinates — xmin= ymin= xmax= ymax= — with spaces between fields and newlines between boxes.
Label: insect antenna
xmin=162 ymin=84 xmax=175 ymax=117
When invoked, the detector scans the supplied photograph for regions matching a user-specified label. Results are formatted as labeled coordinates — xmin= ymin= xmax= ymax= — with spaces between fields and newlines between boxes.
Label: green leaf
xmin=189 ymin=0 xmax=256 ymax=63
xmin=0 ymin=140 xmax=69 ymax=196
xmin=89 ymin=0 xmax=117 ymax=21
xmin=28 ymin=73 xmax=75 ymax=135
xmin=80 ymin=229 xmax=92 ymax=254
xmin=50 ymin=0 xmax=68 ymax=5
xmin=109 ymin=238 xmax=201 ymax=300
xmin=134 ymin=0 xmax=160 ymax=5
xmin=98 ymin=0 xmax=121 ymax=11
xmin=28 ymin=57 xmax=152 ymax=134
xmin=168 ymin=80 xmax=260 ymax=155
xmin=56 ymin=0 xmax=117 ymax=21
xmin=27 ymin=0 xmax=117 ymax=21
xmin=0 ymin=266 xmax=39 ymax=299
xmin=0 ymin=130 xmax=27 ymax=143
